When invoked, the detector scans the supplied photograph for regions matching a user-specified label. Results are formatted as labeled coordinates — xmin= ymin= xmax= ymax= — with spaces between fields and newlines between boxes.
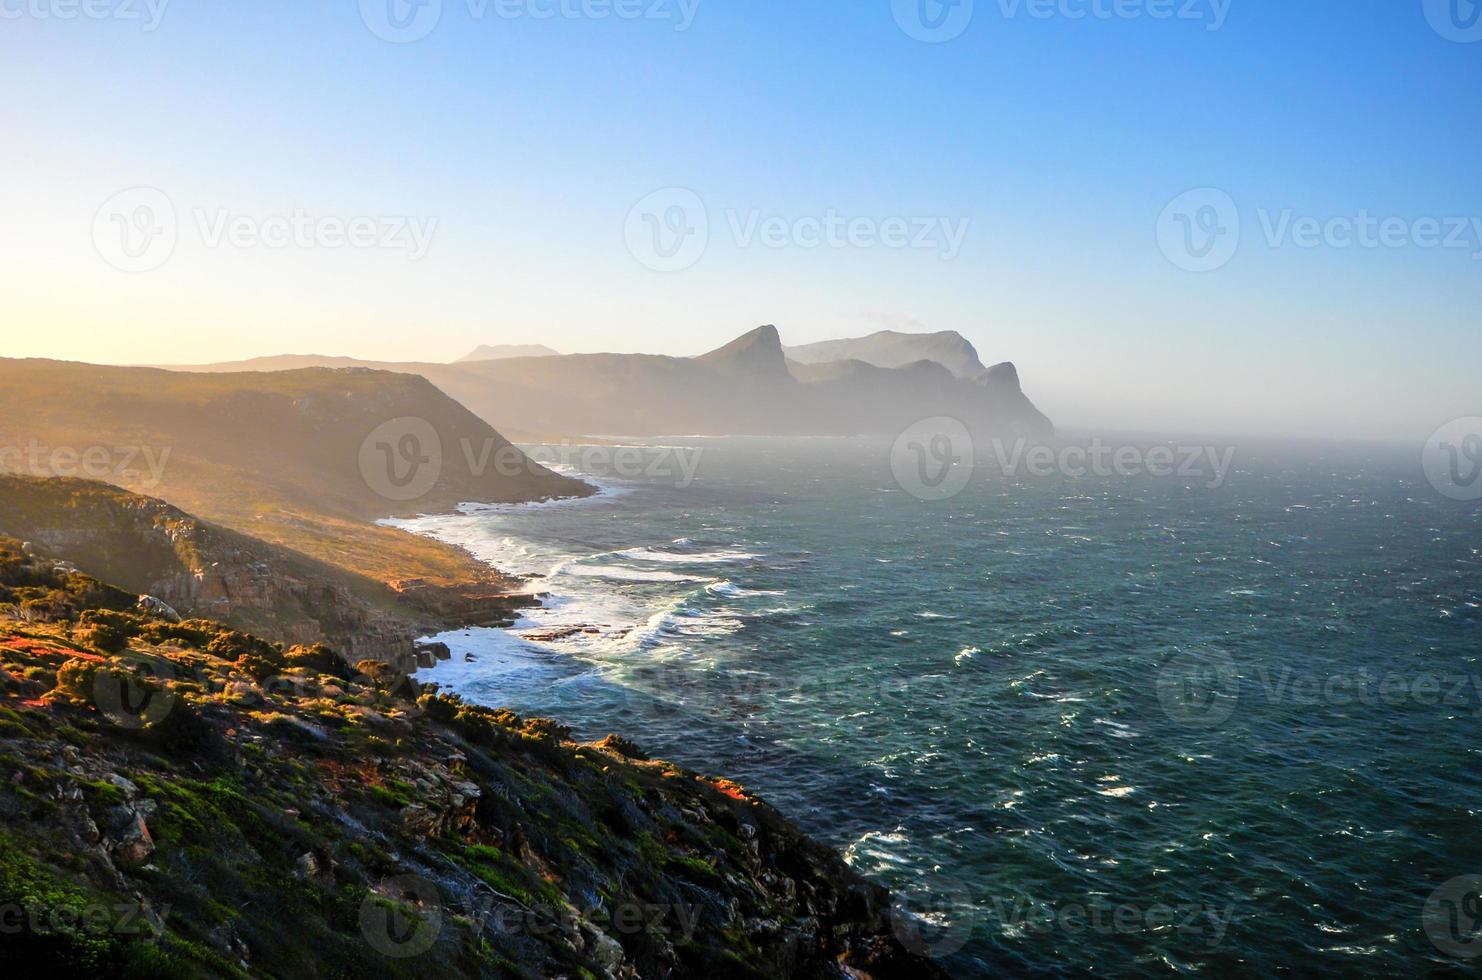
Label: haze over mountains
xmin=784 ymin=329 xmax=988 ymax=379
xmin=169 ymin=326 xmax=1053 ymax=440
xmin=456 ymin=343 xmax=560 ymax=362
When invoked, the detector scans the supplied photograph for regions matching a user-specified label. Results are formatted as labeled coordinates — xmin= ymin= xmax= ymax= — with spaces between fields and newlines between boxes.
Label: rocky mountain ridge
xmin=168 ymin=325 xmax=1052 ymax=440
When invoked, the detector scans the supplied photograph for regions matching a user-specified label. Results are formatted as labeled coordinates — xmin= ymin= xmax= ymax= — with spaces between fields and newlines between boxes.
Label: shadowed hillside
xmin=0 ymin=359 xmax=590 ymax=606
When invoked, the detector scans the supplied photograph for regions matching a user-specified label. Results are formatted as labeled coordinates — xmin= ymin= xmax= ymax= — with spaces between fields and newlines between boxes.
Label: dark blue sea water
xmin=392 ymin=436 xmax=1481 ymax=977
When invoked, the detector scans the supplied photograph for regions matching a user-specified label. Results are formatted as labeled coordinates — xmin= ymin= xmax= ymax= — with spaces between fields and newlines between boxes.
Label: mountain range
xmin=783 ymin=329 xmax=987 ymax=378
xmin=169 ymin=326 xmax=1053 ymax=440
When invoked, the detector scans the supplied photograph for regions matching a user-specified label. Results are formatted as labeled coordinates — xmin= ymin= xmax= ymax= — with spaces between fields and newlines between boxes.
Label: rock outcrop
xmin=0 ymin=476 xmax=498 ymax=669
xmin=0 ymin=539 xmax=949 ymax=979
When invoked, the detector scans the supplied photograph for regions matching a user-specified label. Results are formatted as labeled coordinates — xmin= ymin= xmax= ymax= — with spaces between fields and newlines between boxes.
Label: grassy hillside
xmin=0 ymin=359 xmax=590 ymax=591
xmin=0 ymin=539 xmax=942 ymax=979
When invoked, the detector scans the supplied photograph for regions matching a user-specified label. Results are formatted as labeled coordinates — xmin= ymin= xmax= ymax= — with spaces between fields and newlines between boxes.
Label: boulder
xmin=137 ymin=594 xmax=183 ymax=622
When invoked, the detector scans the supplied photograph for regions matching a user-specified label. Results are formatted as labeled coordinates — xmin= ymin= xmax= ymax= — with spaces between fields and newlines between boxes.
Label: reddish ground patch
xmin=0 ymin=637 xmax=104 ymax=662
xmin=703 ymin=777 xmax=749 ymax=802
xmin=317 ymin=757 xmax=384 ymax=795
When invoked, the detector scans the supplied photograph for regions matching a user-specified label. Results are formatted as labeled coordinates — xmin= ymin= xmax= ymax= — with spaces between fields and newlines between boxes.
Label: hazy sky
xmin=1 ymin=1 xmax=1478 ymax=440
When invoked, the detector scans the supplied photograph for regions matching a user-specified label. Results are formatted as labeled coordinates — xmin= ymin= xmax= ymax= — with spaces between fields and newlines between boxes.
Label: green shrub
xmin=283 ymin=643 xmax=350 ymax=680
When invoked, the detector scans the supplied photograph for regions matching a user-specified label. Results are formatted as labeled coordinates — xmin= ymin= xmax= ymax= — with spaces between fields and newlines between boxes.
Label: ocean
xmin=388 ymin=435 xmax=1481 ymax=977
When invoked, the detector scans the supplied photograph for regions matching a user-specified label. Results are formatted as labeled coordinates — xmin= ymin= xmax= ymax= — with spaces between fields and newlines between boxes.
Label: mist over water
xmin=393 ymin=437 xmax=1481 ymax=977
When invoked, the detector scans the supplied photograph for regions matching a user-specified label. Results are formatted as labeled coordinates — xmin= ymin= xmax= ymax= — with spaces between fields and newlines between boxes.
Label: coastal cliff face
xmin=0 ymin=477 xmax=533 ymax=671
xmin=0 ymin=540 xmax=945 ymax=979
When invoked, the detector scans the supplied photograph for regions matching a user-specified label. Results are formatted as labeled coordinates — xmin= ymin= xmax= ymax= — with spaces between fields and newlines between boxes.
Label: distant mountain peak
xmin=697 ymin=325 xmax=790 ymax=379
xmin=784 ymin=329 xmax=986 ymax=378
xmin=456 ymin=344 xmax=560 ymax=363
xmin=979 ymin=361 xmax=1021 ymax=390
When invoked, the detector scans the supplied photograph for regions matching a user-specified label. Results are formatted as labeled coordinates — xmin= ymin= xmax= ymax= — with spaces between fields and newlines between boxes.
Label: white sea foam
xmin=557 ymin=563 xmax=710 ymax=584
xmin=618 ymin=547 xmax=762 ymax=564
xmin=412 ymin=626 xmax=553 ymax=687
xmin=387 ymin=481 xmax=772 ymax=696
xmin=707 ymin=580 xmax=786 ymax=599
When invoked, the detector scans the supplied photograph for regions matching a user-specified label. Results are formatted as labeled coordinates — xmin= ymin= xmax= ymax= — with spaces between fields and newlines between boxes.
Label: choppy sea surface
xmin=388 ymin=437 xmax=1481 ymax=977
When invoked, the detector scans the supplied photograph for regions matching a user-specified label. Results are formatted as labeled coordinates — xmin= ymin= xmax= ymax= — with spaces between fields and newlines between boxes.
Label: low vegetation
xmin=0 ymin=537 xmax=937 ymax=978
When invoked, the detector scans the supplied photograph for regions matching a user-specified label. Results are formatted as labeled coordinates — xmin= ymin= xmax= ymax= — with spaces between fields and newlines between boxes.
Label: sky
xmin=1 ymin=0 xmax=1478 ymax=440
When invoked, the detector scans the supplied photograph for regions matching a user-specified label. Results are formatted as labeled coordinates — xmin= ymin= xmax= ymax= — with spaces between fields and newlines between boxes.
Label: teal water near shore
xmin=392 ymin=437 xmax=1481 ymax=977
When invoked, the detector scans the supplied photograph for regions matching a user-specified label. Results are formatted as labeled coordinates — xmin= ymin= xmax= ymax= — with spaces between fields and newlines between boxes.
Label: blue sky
xmin=1 ymin=0 xmax=1478 ymax=438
